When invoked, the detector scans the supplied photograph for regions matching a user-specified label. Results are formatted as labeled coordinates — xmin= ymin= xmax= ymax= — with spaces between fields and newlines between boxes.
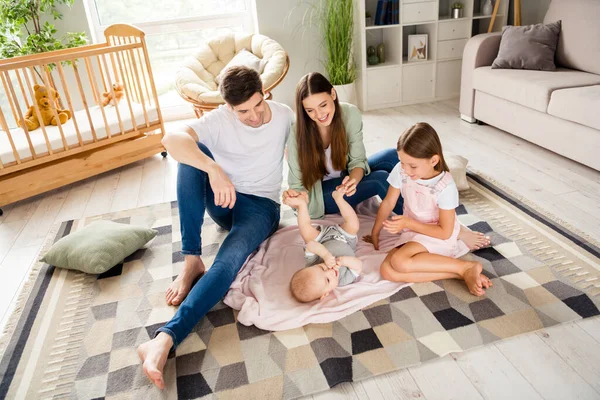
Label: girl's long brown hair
xmin=295 ymin=72 xmax=348 ymax=189
xmin=397 ymin=122 xmax=449 ymax=172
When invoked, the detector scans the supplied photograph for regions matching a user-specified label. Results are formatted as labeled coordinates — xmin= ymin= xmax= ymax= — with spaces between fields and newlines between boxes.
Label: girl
xmin=368 ymin=122 xmax=492 ymax=296
xmin=283 ymin=72 xmax=403 ymax=219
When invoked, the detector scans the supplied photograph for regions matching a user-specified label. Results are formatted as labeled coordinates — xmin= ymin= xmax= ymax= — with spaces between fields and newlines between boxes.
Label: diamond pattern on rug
xmin=3 ymin=179 xmax=596 ymax=400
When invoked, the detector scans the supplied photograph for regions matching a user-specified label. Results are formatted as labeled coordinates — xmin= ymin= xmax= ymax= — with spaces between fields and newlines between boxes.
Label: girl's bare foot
xmin=480 ymin=274 xmax=493 ymax=289
xmin=166 ymin=255 xmax=205 ymax=306
xmin=137 ymin=333 xmax=173 ymax=390
xmin=458 ymin=226 xmax=491 ymax=251
xmin=462 ymin=262 xmax=485 ymax=296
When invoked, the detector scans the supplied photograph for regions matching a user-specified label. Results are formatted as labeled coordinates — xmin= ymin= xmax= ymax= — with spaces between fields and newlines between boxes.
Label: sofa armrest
xmin=459 ymin=33 xmax=502 ymax=121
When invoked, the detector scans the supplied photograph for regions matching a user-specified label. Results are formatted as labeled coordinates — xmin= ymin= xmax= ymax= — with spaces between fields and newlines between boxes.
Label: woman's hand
xmin=340 ymin=176 xmax=357 ymax=196
xmin=382 ymin=216 xmax=411 ymax=234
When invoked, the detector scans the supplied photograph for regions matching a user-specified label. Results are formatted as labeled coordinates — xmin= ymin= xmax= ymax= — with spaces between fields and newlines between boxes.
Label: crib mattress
xmin=0 ymin=102 xmax=159 ymax=165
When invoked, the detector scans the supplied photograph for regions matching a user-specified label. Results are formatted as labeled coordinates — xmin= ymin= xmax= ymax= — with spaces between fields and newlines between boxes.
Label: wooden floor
xmin=1 ymin=99 xmax=599 ymax=399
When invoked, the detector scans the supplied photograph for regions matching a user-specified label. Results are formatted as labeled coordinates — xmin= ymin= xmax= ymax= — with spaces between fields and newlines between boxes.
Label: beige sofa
xmin=459 ymin=0 xmax=600 ymax=171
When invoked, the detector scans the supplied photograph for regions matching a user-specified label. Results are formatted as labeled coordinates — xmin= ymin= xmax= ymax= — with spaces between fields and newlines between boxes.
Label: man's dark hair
xmin=219 ymin=66 xmax=263 ymax=106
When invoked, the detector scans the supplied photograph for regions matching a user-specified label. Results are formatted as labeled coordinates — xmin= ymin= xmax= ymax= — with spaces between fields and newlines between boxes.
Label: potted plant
xmin=451 ymin=2 xmax=464 ymax=19
xmin=322 ymin=0 xmax=356 ymax=104
xmin=0 ymin=0 xmax=87 ymax=62
xmin=365 ymin=11 xmax=373 ymax=27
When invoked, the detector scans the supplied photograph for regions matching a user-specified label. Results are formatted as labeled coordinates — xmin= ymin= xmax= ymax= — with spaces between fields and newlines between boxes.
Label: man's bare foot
xmin=137 ymin=332 xmax=173 ymax=390
xmin=458 ymin=226 xmax=491 ymax=251
xmin=480 ymin=274 xmax=493 ymax=289
xmin=462 ymin=261 xmax=485 ymax=296
xmin=166 ymin=255 xmax=205 ymax=306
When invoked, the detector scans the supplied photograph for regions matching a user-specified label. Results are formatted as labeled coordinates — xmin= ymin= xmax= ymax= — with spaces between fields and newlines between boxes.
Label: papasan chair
xmin=175 ymin=33 xmax=289 ymax=117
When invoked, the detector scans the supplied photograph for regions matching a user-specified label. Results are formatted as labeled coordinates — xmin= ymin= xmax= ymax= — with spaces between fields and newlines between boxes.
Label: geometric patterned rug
xmin=0 ymin=174 xmax=599 ymax=400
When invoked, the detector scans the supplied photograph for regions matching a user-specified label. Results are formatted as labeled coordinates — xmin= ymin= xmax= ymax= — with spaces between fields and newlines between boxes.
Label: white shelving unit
xmin=354 ymin=0 xmax=508 ymax=111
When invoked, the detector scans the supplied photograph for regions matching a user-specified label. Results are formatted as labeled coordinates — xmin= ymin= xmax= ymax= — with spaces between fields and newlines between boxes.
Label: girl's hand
xmin=340 ymin=176 xmax=357 ymax=196
xmin=383 ymin=216 xmax=410 ymax=234
xmin=363 ymin=234 xmax=379 ymax=250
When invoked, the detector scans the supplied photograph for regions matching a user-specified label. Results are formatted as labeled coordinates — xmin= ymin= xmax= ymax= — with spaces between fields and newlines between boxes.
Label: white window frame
xmin=83 ymin=0 xmax=258 ymax=44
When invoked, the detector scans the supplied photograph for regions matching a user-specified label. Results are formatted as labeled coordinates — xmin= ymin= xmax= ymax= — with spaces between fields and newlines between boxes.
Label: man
xmin=138 ymin=66 xmax=294 ymax=389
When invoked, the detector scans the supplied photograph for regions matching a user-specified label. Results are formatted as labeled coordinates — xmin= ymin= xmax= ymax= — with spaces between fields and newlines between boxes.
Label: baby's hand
xmin=324 ymin=254 xmax=336 ymax=269
xmin=332 ymin=187 xmax=345 ymax=200
xmin=284 ymin=192 xmax=308 ymax=208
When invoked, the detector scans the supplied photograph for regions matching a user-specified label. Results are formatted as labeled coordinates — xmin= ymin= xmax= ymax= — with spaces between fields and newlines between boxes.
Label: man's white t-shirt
xmin=387 ymin=164 xmax=459 ymax=210
xmin=186 ymin=101 xmax=294 ymax=203
xmin=323 ymin=146 xmax=342 ymax=181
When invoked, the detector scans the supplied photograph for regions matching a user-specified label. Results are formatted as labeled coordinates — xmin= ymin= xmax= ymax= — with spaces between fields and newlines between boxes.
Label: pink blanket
xmin=223 ymin=201 xmax=410 ymax=331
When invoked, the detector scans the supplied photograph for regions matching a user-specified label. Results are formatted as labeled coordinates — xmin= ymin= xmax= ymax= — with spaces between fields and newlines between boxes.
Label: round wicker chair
xmin=175 ymin=33 xmax=289 ymax=118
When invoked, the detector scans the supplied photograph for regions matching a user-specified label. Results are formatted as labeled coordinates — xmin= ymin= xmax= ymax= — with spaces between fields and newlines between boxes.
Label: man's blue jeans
xmin=322 ymin=148 xmax=403 ymax=214
xmin=157 ymin=143 xmax=280 ymax=347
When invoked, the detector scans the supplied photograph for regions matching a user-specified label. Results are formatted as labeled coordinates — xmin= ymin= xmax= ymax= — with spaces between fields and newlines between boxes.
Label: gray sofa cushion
xmin=548 ymin=85 xmax=600 ymax=130
xmin=544 ymin=0 xmax=600 ymax=75
xmin=491 ymin=21 xmax=561 ymax=71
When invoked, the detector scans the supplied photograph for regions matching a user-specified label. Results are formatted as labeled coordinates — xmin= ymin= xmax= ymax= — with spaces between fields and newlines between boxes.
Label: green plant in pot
xmin=451 ymin=2 xmax=464 ymax=18
xmin=287 ymin=0 xmax=357 ymax=104
xmin=0 ymin=0 xmax=87 ymax=73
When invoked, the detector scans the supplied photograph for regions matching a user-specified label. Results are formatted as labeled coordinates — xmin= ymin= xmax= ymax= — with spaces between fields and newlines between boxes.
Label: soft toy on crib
xmin=20 ymin=85 xmax=72 ymax=131
xmin=101 ymin=82 xmax=125 ymax=107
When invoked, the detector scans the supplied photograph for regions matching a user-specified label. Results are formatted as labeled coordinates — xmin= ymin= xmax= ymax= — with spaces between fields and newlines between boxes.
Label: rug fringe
xmin=0 ymin=222 xmax=62 ymax=359
xmin=468 ymin=169 xmax=600 ymax=248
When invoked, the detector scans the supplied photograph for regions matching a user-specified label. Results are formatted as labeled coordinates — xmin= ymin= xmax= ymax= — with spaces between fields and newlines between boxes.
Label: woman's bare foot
xmin=137 ymin=332 xmax=173 ymax=390
xmin=166 ymin=255 xmax=205 ymax=306
xmin=480 ymin=274 xmax=493 ymax=289
xmin=458 ymin=226 xmax=491 ymax=251
xmin=462 ymin=261 xmax=485 ymax=296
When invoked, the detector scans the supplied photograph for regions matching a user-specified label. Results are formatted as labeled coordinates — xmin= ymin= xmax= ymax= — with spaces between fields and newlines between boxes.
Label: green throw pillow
xmin=41 ymin=220 xmax=157 ymax=274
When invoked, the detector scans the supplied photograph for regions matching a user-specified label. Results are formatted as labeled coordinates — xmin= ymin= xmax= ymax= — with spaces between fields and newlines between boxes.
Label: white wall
xmin=255 ymin=0 xmax=325 ymax=109
xmin=509 ymin=0 xmax=552 ymax=25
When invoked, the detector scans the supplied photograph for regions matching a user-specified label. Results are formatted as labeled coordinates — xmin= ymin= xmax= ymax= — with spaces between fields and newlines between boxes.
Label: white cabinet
xmin=402 ymin=2 xmax=436 ymax=24
xmin=402 ymin=63 xmax=434 ymax=102
xmin=438 ymin=20 xmax=471 ymax=41
xmin=355 ymin=0 xmax=509 ymax=110
xmin=436 ymin=60 xmax=462 ymax=98
xmin=367 ymin=67 xmax=401 ymax=106
xmin=437 ymin=39 xmax=468 ymax=60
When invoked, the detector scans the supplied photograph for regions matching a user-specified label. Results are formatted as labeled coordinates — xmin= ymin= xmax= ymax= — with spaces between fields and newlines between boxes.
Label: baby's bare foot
xmin=480 ymin=274 xmax=493 ymax=289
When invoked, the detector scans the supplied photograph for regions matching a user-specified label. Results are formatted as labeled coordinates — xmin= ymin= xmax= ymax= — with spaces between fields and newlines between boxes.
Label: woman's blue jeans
xmin=157 ymin=143 xmax=280 ymax=347
xmin=322 ymin=148 xmax=403 ymax=214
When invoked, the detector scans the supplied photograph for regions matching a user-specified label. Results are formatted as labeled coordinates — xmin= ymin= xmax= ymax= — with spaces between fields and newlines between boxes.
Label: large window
xmin=84 ymin=0 xmax=257 ymax=115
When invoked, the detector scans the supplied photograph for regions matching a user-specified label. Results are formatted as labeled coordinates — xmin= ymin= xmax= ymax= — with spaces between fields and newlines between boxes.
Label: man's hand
xmin=282 ymin=189 xmax=308 ymax=208
xmin=382 ymin=215 xmax=410 ymax=234
xmin=207 ymin=164 xmax=236 ymax=209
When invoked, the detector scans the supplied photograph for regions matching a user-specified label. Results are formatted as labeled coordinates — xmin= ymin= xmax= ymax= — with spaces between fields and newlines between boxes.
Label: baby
xmin=285 ymin=188 xmax=363 ymax=303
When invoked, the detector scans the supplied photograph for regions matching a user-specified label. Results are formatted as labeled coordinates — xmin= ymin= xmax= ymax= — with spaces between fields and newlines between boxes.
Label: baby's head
xmin=290 ymin=263 xmax=339 ymax=303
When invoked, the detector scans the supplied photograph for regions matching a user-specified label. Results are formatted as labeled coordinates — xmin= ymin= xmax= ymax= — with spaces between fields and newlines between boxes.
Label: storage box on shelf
xmin=355 ymin=0 xmax=508 ymax=110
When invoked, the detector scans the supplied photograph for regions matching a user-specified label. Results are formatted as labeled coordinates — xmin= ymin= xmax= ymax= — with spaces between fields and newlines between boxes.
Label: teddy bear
xmin=101 ymin=82 xmax=125 ymax=107
xmin=20 ymin=85 xmax=71 ymax=131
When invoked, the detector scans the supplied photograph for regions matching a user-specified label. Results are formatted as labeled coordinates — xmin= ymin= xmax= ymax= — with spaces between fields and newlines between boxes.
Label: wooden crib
xmin=0 ymin=24 xmax=166 ymax=214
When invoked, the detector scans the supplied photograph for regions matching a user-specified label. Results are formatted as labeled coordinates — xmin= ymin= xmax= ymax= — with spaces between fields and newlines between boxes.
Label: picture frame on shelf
xmin=408 ymin=34 xmax=428 ymax=62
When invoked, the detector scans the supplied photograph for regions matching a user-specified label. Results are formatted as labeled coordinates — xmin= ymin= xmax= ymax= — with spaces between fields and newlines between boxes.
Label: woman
xmin=283 ymin=72 xmax=402 ymax=218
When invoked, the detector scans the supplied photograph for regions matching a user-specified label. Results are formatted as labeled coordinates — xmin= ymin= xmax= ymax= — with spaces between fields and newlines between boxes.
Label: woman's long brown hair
xmin=397 ymin=122 xmax=449 ymax=172
xmin=295 ymin=72 xmax=348 ymax=189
